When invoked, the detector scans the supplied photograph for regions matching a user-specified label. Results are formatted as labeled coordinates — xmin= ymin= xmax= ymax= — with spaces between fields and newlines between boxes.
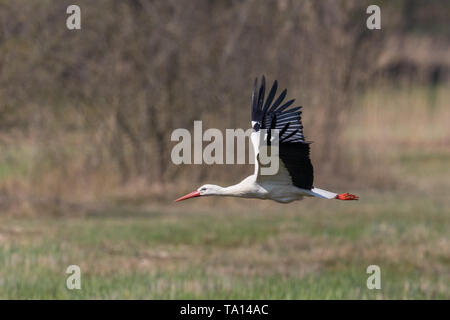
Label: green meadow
xmin=0 ymin=189 xmax=448 ymax=299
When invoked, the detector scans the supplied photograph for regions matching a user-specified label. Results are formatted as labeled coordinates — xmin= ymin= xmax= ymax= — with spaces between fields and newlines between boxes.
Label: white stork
xmin=175 ymin=76 xmax=358 ymax=203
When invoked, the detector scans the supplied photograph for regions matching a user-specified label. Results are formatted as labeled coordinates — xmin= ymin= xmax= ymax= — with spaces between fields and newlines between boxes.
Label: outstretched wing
xmin=250 ymin=76 xmax=314 ymax=190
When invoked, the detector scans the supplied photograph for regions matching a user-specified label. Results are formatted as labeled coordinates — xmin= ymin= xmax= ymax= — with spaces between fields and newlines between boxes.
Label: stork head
xmin=174 ymin=184 xmax=221 ymax=202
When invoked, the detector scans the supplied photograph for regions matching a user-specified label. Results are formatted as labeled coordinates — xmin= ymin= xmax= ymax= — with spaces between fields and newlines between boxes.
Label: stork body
xmin=175 ymin=77 xmax=358 ymax=203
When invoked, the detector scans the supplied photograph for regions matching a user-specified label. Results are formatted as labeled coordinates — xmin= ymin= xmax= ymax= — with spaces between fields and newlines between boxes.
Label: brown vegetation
xmin=0 ymin=0 xmax=449 ymax=213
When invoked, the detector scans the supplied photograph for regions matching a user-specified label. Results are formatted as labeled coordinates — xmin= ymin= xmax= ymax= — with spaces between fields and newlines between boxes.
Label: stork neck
xmin=221 ymin=184 xmax=239 ymax=196
xmin=220 ymin=181 xmax=250 ymax=197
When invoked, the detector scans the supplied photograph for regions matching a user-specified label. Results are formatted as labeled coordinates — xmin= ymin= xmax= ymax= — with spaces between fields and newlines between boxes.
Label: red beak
xmin=174 ymin=191 xmax=201 ymax=202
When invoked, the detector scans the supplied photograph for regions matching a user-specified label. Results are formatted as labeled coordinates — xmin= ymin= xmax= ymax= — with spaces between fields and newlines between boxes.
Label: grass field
xmin=0 ymin=86 xmax=449 ymax=299
xmin=0 ymin=189 xmax=448 ymax=299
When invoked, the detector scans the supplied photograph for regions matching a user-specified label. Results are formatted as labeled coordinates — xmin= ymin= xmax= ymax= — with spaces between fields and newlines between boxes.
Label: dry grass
xmin=0 ymin=189 xmax=448 ymax=299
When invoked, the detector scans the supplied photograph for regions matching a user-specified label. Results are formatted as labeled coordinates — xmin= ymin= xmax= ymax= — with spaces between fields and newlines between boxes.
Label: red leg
xmin=335 ymin=193 xmax=359 ymax=200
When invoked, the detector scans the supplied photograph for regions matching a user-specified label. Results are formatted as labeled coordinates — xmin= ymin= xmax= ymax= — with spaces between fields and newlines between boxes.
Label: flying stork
xmin=175 ymin=76 xmax=358 ymax=203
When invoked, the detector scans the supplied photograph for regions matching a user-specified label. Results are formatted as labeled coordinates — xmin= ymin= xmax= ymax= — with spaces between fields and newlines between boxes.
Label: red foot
xmin=335 ymin=193 xmax=359 ymax=200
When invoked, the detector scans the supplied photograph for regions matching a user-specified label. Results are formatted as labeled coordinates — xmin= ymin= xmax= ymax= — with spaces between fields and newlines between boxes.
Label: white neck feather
xmin=219 ymin=177 xmax=254 ymax=197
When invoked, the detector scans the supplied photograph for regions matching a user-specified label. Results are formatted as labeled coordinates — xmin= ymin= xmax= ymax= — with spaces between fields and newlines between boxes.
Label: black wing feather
xmin=279 ymin=143 xmax=314 ymax=189
xmin=251 ymin=78 xmax=258 ymax=120
xmin=251 ymin=76 xmax=313 ymax=189
xmin=267 ymin=89 xmax=287 ymax=114
xmin=275 ymin=99 xmax=295 ymax=114
xmin=262 ymin=80 xmax=277 ymax=114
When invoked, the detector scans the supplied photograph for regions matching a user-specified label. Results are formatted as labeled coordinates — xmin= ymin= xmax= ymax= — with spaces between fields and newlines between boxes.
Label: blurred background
xmin=0 ymin=0 xmax=448 ymax=299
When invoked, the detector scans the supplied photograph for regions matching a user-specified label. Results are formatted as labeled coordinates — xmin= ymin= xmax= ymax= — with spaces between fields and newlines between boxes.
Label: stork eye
xmin=200 ymin=187 xmax=206 ymax=191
